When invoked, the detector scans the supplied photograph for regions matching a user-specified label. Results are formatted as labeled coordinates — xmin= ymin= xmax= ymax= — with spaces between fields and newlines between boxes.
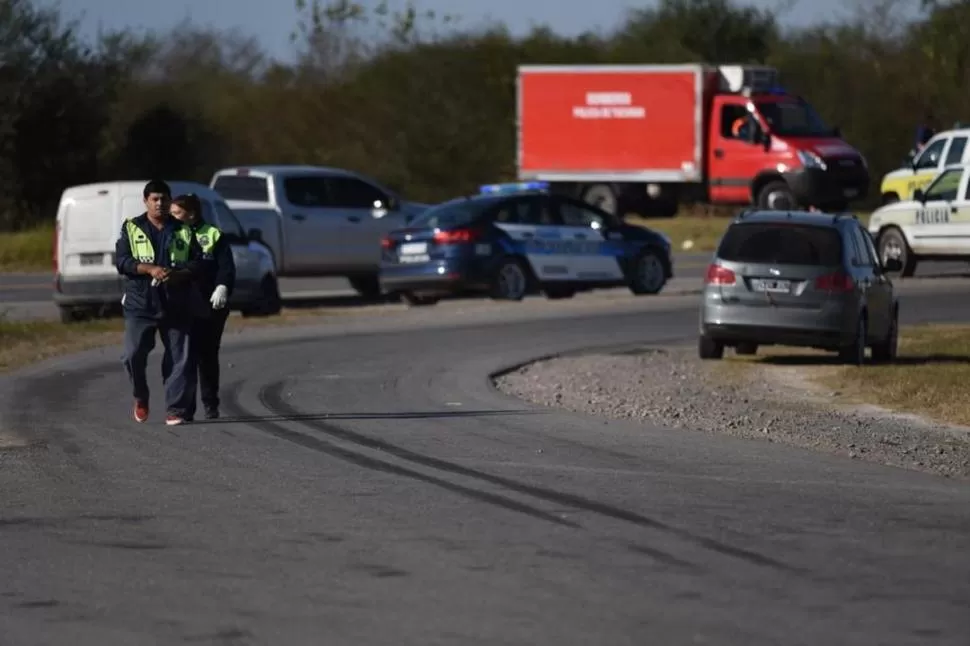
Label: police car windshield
xmin=756 ymin=100 xmax=833 ymax=138
xmin=717 ymin=222 xmax=842 ymax=266
xmin=408 ymin=197 xmax=495 ymax=229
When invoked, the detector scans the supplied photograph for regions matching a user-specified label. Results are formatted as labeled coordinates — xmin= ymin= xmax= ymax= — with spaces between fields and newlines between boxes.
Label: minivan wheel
xmin=490 ymin=257 xmax=530 ymax=301
xmin=871 ymin=307 xmax=898 ymax=363
xmin=629 ymin=249 xmax=667 ymax=295
xmin=839 ymin=315 xmax=867 ymax=366
xmin=699 ymin=335 xmax=724 ymax=360
xmin=735 ymin=342 xmax=758 ymax=356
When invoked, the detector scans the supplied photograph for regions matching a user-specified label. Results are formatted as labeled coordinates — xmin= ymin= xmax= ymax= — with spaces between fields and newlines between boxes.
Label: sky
xmin=67 ymin=0 xmax=923 ymax=62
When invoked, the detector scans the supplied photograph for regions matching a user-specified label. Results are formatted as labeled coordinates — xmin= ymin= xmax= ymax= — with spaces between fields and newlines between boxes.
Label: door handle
xmin=291 ymin=213 xmax=306 ymax=221
xmin=714 ymin=149 xmax=724 ymax=159
xmin=347 ymin=215 xmax=361 ymax=222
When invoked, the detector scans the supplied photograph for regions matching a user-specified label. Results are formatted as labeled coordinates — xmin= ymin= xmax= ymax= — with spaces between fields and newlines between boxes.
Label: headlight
xmin=796 ymin=150 xmax=827 ymax=170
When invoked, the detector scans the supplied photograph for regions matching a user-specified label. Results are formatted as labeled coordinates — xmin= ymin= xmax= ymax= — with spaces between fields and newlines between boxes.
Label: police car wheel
xmin=401 ymin=291 xmax=439 ymax=307
xmin=543 ymin=286 xmax=575 ymax=300
xmin=491 ymin=258 xmax=530 ymax=301
xmin=629 ymin=250 xmax=667 ymax=295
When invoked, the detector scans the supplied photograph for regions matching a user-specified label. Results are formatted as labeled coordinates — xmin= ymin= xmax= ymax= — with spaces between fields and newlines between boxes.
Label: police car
xmin=868 ymin=163 xmax=970 ymax=277
xmin=378 ymin=182 xmax=673 ymax=306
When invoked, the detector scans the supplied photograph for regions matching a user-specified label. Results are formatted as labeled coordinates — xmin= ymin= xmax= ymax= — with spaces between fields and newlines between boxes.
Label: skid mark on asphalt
xmin=220 ymin=381 xmax=578 ymax=529
xmin=251 ymin=378 xmax=803 ymax=576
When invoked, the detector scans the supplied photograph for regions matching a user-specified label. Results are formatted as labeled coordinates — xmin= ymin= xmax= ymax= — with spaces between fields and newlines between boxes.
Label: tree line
xmin=1 ymin=0 xmax=968 ymax=230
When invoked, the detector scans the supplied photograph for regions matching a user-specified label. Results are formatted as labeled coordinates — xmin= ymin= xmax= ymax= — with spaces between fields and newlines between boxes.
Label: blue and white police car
xmin=378 ymin=182 xmax=674 ymax=306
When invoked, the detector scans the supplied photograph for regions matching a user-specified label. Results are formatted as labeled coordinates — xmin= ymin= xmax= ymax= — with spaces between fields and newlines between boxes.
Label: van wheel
xmin=349 ymin=274 xmax=382 ymax=301
xmin=58 ymin=306 xmax=84 ymax=324
xmin=243 ymin=276 xmax=282 ymax=317
xmin=877 ymin=227 xmax=916 ymax=277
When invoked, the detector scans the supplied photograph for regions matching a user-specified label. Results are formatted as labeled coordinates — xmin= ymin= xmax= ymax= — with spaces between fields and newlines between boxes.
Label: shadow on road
xmin=751 ymin=353 xmax=970 ymax=366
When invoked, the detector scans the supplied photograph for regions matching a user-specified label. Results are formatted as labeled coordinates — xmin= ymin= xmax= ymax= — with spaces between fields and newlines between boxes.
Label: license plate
xmin=843 ymin=188 xmax=859 ymax=198
xmin=398 ymin=254 xmax=430 ymax=264
xmin=400 ymin=242 xmax=427 ymax=255
xmin=750 ymin=278 xmax=791 ymax=293
xmin=80 ymin=253 xmax=102 ymax=266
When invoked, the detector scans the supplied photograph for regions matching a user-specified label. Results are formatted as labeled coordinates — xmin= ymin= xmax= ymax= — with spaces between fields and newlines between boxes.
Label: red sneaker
xmin=133 ymin=401 xmax=149 ymax=423
xmin=165 ymin=415 xmax=185 ymax=426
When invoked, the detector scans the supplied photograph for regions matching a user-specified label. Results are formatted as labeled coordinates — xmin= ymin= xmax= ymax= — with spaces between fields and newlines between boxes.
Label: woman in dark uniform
xmin=170 ymin=193 xmax=236 ymax=420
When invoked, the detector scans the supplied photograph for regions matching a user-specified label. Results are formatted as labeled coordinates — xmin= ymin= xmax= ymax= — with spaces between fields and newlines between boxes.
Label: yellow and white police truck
xmin=869 ymin=163 xmax=970 ymax=276
xmin=879 ymin=128 xmax=970 ymax=205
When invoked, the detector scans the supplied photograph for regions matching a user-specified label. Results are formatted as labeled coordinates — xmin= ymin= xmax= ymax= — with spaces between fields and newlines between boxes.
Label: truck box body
xmin=517 ymin=65 xmax=706 ymax=183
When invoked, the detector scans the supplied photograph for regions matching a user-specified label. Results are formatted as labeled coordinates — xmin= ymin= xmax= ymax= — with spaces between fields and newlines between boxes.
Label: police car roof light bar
xmin=479 ymin=181 xmax=550 ymax=195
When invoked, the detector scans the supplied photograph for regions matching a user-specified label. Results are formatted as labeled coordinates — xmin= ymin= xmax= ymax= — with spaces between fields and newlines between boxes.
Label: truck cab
xmin=705 ymin=70 xmax=870 ymax=211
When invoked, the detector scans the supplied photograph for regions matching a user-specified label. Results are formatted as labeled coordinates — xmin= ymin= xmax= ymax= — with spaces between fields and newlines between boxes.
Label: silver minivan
xmin=698 ymin=210 xmax=902 ymax=365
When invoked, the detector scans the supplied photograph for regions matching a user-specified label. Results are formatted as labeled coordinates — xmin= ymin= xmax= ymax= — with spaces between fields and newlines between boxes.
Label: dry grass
xmin=626 ymin=210 xmax=872 ymax=253
xmin=0 ymin=223 xmax=55 ymax=271
xmin=0 ymin=304 xmax=387 ymax=373
xmin=720 ymin=324 xmax=970 ymax=428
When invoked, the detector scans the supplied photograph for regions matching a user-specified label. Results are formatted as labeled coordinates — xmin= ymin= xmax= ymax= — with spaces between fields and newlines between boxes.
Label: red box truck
xmin=516 ymin=64 xmax=869 ymax=216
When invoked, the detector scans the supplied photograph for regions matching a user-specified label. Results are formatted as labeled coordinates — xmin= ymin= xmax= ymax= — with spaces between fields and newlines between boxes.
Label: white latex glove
xmin=210 ymin=285 xmax=228 ymax=309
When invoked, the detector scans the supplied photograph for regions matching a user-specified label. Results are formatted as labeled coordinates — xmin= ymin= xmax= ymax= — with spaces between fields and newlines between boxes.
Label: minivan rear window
xmin=717 ymin=222 xmax=843 ymax=266
xmin=212 ymin=176 xmax=269 ymax=202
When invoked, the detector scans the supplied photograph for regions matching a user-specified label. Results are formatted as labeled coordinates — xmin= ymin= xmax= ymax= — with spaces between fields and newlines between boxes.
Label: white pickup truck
xmin=209 ymin=165 xmax=430 ymax=298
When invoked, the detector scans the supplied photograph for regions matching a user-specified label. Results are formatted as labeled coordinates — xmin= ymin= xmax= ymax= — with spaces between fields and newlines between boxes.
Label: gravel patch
xmin=494 ymin=346 xmax=970 ymax=480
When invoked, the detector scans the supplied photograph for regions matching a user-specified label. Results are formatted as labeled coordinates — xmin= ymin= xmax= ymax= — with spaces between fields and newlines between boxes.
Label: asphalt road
xmin=1 ymin=285 xmax=969 ymax=644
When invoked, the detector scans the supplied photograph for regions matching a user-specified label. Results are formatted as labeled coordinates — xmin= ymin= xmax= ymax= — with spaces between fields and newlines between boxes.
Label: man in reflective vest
xmin=170 ymin=193 xmax=236 ymax=421
xmin=115 ymin=179 xmax=204 ymax=426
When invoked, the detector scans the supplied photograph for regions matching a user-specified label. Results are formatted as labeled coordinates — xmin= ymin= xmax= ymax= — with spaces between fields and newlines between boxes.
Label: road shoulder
xmin=494 ymin=345 xmax=970 ymax=479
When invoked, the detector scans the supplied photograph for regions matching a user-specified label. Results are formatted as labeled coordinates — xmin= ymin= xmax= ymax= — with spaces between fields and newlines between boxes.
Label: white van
xmin=53 ymin=180 xmax=280 ymax=323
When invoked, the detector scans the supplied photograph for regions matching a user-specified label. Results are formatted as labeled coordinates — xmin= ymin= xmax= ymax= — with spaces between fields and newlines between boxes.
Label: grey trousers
xmin=122 ymin=315 xmax=196 ymax=417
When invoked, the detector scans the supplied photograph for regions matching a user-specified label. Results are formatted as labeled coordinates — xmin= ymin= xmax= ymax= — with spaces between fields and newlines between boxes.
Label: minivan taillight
xmin=814 ymin=271 xmax=854 ymax=292
xmin=705 ymin=264 xmax=736 ymax=285
xmin=433 ymin=228 xmax=478 ymax=244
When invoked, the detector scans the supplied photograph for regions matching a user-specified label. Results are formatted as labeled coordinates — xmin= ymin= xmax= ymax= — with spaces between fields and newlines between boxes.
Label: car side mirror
xmin=247 ymin=228 xmax=263 ymax=242
xmin=913 ymin=189 xmax=926 ymax=203
xmin=882 ymin=257 xmax=903 ymax=272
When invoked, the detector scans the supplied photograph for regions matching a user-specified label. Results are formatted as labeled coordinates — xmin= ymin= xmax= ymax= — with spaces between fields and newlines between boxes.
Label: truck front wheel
xmin=581 ymin=184 xmax=618 ymax=216
xmin=755 ymin=180 xmax=796 ymax=210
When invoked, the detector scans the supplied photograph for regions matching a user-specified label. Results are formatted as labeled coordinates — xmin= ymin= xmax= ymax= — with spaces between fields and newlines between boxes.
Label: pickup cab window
xmin=213 ymin=175 xmax=270 ymax=202
xmin=914 ymin=138 xmax=947 ymax=171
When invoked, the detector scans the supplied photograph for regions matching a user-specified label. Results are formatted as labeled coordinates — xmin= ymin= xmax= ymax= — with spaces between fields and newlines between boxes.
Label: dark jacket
xmin=189 ymin=219 xmax=236 ymax=304
xmin=115 ymin=213 xmax=204 ymax=321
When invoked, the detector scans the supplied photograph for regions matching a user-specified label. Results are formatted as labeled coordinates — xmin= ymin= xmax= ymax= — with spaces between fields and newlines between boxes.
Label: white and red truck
xmin=515 ymin=64 xmax=870 ymax=216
